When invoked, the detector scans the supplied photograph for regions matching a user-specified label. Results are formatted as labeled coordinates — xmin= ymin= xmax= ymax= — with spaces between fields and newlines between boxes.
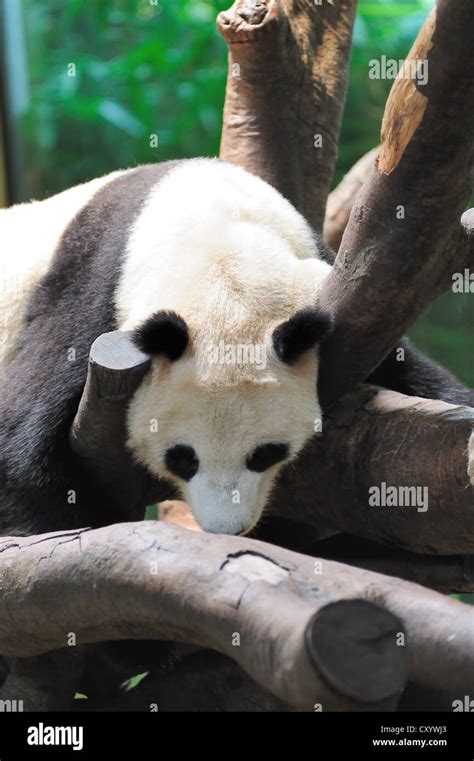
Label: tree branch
xmin=161 ymin=507 xmax=474 ymax=592
xmin=318 ymin=0 xmax=474 ymax=407
xmin=1 ymin=522 xmax=474 ymax=706
xmin=323 ymin=147 xmax=378 ymax=251
xmin=69 ymin=331 xmax=174 ymax=519
xmin=270 ymin=385 xmax=474 ymax=554
xmin=218 ymin=0 xmax=357 ymax=230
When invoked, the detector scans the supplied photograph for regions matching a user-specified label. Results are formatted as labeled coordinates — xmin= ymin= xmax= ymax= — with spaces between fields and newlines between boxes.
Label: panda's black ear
xmin=133 ymin=311 xmax=189 ymax=361
xmin=272 ymin=307 xmax=333 ymax=365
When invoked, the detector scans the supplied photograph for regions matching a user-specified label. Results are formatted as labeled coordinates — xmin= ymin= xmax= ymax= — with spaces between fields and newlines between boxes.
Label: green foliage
xmin=121 ymin=671 xmax=149 ymax=691
xmin=336 ymin=0 xmax=434 ymax=184
xmin=144 ymin=504 xmax=158 ymax=520
xmin=19 ymin=0 xmax=228 ymax=197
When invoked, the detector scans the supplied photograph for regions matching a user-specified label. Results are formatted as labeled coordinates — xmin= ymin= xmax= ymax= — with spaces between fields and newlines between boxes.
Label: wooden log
xmin=1 ymin=522 xmax=474 ymax=704
xmin=0 ymin=522 xmax=409 ymax=711
xmin=307 ymin=533 xmax=474 ymax=594
xmin=270 ymin=385 xmax=474 ymax=554
xmin=318 ymin=0 xmax=474 ymax=407
xmin=323 ymin=148 xmax=378 ymax=252
xmin=160 ymin=508 xmax=474 ymax=593
xmin=218 ymin=0 xmax=357 ymax=230
xmin=69 ymin=331 xmax=172 ymax=519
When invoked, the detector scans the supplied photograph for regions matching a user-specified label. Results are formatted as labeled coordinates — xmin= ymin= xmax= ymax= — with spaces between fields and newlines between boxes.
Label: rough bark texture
xmin=218 ymin=0 xmax=357 ymax=230
xmin=318 ymin=0 xmax=474 ymax=407
xmin=312 ymin=534 xmax=474 ymax=594
xmin=69 ymin=330 xmax=174 ymax=517
xmin=162 ymin=508 xmax=474 ymax=593
xmin=270 ymin=386 xmax=474 ymax=554
xmin=0 ymin=523 xmax=409 ymax=711
xmin=323 ymin=147 xmax=378 ymax=251
xmin=2 ymin=522 xmax=474 ymax=707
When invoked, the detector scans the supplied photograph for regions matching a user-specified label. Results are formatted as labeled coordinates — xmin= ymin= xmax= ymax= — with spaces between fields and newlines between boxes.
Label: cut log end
xmin=217 ymin=0 xmax=279 ymax=42
xmin=90 ymin=330 xmax=150 ymax=374
xmin=305 ymin=599 xmax=407 ymax=704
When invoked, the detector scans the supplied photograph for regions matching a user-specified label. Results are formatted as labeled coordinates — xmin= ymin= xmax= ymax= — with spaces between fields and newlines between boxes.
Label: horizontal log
xmin=271 ymin=385 xmax=474 ymax=554
xmin=311 ymin=534 xmax=474 ymax=594
xmin=0 ymin=523 xmax=406 ymax=711
xmin=161 ymin=507 xmax=474 ymax=593
xmin=0 ymin=522 xmax=473 ymax=707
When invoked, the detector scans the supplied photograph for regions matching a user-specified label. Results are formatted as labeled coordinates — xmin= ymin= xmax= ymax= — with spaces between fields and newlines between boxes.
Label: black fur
xmin=273 ymin=307 xmax=333 ymax=365
xmin=246 ymin=443 xmax=289 ymax=473
xmin=133 ymin=311 xmax=188 ymax=360
xmin=0 ymin=162 xmax=184 ymax=536
xmin=165 ymin=445 xmax=199 ymax=481
xmin=367 ymin=337 xmax=474 ymax=406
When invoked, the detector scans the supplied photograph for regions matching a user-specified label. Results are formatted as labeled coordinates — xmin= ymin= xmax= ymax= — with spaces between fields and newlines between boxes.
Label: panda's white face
xmin=118 ymin=159 xmax=333 ymax=535
xmin=127 ymin=309 xmax=329 ymax=535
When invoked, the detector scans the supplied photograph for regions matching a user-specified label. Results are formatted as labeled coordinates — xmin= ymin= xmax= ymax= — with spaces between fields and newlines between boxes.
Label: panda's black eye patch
xmin=164 ymin=445 xmax=199 ymax=481
xmin=246 ymin=443 xmax=289 ymax=473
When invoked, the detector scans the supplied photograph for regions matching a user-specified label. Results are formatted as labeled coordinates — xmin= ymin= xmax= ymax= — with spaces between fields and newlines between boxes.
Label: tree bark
xmin=270 ymin=385 xmax=474 ymax=554
xmin=218 ymin=0 xmax=357 ymax=230
xmin=0 ymin=523 xmax=407 ymax=711
xmin=1 ymin=522 xmax=474 ymax=706
xmin=323 ymin=147 xmax=378 ymax=251
xmin=318 ymin=0 xmax=474 ymax=407
xmin=305 ymin=533 xmax=474 ymax=594
xmin=162 ymin=508 xmax=474 ymax=593
xmin=69 ymin=330 xmax=174 ymax=518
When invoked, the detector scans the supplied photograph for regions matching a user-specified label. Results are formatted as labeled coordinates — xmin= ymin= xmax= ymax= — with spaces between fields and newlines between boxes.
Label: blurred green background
xmin=1 ymin=0 xmax=472 ymax=385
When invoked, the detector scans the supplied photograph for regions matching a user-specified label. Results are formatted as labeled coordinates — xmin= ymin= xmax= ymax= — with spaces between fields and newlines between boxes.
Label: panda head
xmin=127 ymin=308 xmax=331 ymax=535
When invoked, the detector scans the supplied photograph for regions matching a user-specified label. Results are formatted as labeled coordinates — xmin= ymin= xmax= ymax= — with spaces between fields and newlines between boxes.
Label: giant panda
xmin=0 ymin=157 xmax=472 ymax=539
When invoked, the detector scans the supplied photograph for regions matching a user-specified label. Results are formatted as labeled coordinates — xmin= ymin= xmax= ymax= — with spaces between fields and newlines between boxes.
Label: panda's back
xmin=115 ymin=159 xmax=329 ymax=337
xmin=0 ymin=158 xmax=327 ymax=371
xmin=0 ymin=170 xmax=125 ymax=368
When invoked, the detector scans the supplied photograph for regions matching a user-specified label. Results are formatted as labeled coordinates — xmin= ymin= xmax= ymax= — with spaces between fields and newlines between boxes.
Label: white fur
xmin=0 ymin=170 xmax=124 ymax=369
xmin=122 ymin=160 xmax=331 ymax=535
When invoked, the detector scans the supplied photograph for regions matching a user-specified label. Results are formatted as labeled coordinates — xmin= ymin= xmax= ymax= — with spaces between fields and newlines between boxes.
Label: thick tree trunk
xmin=218 ymin=0 xmax=357 ymax=230
xmin=318 ymin=0 xmax=474 ymax=407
